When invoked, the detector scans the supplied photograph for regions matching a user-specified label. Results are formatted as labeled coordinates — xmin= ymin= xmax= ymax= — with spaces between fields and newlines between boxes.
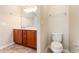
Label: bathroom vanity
xmin=13 ymin=29 xmax=37 ymax=49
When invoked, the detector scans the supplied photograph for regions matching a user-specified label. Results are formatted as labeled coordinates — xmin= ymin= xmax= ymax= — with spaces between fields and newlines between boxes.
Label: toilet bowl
xmin=50 ymin=33 xmax=63 ymax=53
xmin=51 ymin=42 xmax=63 ymax=53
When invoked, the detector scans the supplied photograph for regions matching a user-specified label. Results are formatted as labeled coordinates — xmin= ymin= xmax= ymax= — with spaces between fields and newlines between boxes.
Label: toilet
xmin=50 ymin=33 xmax=63 ymax=53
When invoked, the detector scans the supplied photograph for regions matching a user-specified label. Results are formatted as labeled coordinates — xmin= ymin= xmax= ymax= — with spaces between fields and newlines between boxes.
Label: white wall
xmin=47 ymin=6 xmax=69 ymax=50
xmin=40 ymin=6 xmax=49 ymax=52
xmin=69 ymin=6 xmax=79 ymax=52
xmin=0 ymin=6 xmax=21 ymax=48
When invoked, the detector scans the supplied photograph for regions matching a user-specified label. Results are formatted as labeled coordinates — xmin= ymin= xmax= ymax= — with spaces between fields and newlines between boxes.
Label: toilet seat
xmin=51 ymin=42 xmax=63 ymax=53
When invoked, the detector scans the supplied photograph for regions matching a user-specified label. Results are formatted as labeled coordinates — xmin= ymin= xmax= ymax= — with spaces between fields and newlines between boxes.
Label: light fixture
xmin=24 ymin=6 xmax=37 ymax=13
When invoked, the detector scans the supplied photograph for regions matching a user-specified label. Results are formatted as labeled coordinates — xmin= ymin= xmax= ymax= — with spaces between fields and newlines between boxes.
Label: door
xmin=13 ymin=29 xmax=22 ymax=44
xmin=26 ymin=30 xmax=37 ymax=49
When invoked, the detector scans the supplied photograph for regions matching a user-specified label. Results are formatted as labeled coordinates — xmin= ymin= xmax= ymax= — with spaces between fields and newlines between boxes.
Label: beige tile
xmin=0 ymin=44 xmax=37 ymax=53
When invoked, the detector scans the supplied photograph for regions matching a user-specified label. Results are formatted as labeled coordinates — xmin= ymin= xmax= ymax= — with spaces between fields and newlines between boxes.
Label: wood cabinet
xmin=25 ymin=30 xmax=37 ymax=49
xmin=13 ymin=29 xmax=37 ymax=49
xmin=13 ymin=29 xmax=23 ymax=44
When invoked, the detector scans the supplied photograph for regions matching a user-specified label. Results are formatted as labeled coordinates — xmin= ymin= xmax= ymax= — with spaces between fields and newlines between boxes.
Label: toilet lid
xmin=51 ymin=42 xmax=63 ymax=52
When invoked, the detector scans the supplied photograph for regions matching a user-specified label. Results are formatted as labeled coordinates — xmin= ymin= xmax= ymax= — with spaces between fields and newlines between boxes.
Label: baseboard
xmin=0 ymin=42 xmax=14 ymax=49
xmin=63 ymin=49 xmax=70 ymax=53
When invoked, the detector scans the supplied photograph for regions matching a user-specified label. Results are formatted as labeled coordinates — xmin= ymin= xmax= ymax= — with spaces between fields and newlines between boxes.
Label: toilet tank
xmin=52 ymin=33 xmax=63 ymax=42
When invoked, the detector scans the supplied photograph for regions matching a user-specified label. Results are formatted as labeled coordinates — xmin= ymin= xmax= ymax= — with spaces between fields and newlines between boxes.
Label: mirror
xmin=20 ymin=5 xmax=39 ymax=29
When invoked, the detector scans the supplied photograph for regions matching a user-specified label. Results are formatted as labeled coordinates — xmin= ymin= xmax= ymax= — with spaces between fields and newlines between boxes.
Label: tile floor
xmin=0 ymin=44 xmax=37 ymax=53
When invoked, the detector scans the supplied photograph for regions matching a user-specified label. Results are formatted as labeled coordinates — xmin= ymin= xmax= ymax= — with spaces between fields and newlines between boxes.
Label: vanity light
xmin=24 ymin=6 xmax=37 ymax=13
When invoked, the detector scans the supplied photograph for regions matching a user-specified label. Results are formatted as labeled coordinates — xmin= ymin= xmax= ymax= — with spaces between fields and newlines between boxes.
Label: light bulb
xmin=24 ymin=6 xmax=37 ymax=13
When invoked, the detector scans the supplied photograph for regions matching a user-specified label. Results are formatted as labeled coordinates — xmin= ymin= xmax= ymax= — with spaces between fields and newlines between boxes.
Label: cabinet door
xmin=13 ymin=29 xmax=22 ymax=44
xmin=22 ymin=30 xmax=27 ymax=46
xmin=26 ymin=30 xmax=37 ymax=49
